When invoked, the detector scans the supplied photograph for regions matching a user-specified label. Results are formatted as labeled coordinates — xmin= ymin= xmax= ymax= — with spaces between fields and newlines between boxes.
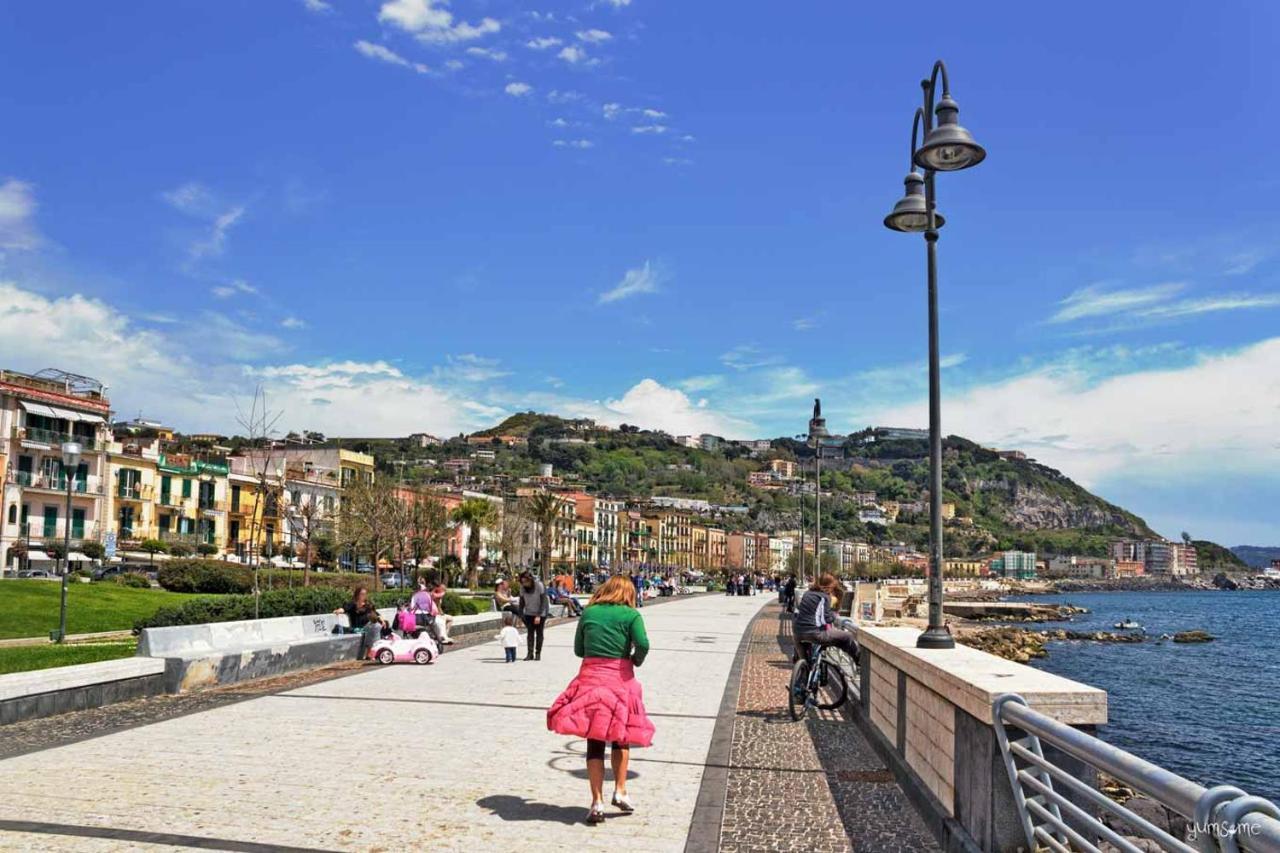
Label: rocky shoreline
xmin=956 ymin=624 xmax=1216 ymax=663
xmin=1031 ymin=573 xmax=1280 ymax=594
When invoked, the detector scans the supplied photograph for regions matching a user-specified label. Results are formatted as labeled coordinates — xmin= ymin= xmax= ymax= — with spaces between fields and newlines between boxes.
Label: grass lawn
xmin=0 ymin=641 xmax=138 ymax=675
xmin=0 ymin=580 xmax=204 ymax=640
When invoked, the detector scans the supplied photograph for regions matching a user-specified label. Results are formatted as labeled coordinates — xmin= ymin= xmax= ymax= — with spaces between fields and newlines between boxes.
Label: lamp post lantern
xmin=55 ymin=441 xmax=82 ymax=644
xmin=883 ymin=60 xmax=985 ymax=650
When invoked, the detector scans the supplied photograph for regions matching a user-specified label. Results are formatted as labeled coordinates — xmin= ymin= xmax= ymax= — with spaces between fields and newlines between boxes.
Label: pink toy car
xmin=369 ymin=632 xmax=440 ymax=665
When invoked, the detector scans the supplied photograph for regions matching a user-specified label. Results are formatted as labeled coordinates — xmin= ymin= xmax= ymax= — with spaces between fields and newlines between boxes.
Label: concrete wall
xmin=853 ymin=626 xmax=1107 ymax=853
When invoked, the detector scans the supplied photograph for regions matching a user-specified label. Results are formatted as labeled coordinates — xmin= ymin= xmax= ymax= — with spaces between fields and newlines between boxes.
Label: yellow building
xmin=691 ymin=525 xmax=709 ymax=571
xmin=944 ymin=558 xmax=986 ymax=577
xmin=707 ymin=527 xmax=727 ymax=572
xmin=153 ymin=453 xmax=229 ymax=553
xmin=104 ymin=436 xmax=162 ymax=552
xmin=228 ymin=452 xmax=285 ymax=560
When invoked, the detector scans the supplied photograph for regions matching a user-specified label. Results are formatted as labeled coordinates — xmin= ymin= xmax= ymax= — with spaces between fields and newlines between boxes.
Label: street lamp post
xmin=55 ymin=441 xmax=82 ymax=644
xmin=883 ymin=60 xmax=986 ymax=650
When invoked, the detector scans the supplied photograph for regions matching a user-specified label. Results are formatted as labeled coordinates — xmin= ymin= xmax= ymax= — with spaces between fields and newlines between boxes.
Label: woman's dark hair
xmin=353 ymin=585 xmax=368 ymax=600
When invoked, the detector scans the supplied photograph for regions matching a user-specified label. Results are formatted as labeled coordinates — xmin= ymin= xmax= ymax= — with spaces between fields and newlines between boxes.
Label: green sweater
xmin=573 ymin=603 xmax=650 ymax=666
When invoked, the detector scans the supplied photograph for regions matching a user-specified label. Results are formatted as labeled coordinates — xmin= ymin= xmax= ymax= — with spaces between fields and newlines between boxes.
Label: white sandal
xmin=611 ymin=791 xmax=635 ymax=812
xmin=587 ymin=801 xmax=606 ymax=824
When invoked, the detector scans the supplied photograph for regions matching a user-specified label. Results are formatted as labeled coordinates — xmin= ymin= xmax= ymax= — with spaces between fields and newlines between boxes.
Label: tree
xmin=286 ymin=489 xmax=331 ymax=587
xmin=139 ymin=538 xmax=168 ymax=564
xmin=313 ymin=533 xmax=338 ymax=567
xmin=499 ymin=498 xmax=534 ymax=572
xmin=44 ymin=540 xmax=67 ymax=561
xmin=81 ymin=541 xmax=106 ymax=561
xmin=406 ymin=492 xmax=448 ymax=583
xmin=338 ymin=478 xmax=399 ymax=591
xmin=451 ymin=498 xmax=498 ymax=589
xmin=168 ymin=542 xmax=194 ymax=558
xmin=234 ymin=386 xmax=285 ymax=616
xmin=525 ymin=490 xmax=563 ymax=582
xmin=196 ymin=542 xmax=218 ymax=556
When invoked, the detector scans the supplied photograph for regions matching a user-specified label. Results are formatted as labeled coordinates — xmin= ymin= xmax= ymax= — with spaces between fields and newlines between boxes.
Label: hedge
xmin=157 ymin=560 xmax=254 ymax=594
xmin=134 ymin=586 xmax=491 ymax=632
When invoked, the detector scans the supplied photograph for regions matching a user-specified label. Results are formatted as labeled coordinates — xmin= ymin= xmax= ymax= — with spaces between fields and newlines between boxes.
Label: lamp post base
xmin=916 ymin=625 xmax=956 ymax=649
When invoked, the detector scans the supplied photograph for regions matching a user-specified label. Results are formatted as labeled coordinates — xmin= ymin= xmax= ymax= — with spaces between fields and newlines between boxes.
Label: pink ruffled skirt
xmin=546 ymin=657 xmax=655 ymax=748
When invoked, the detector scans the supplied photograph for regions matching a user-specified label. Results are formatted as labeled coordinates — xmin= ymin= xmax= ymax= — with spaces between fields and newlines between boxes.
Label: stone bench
xmin=137 ymin=613 xmax=364 ymax=693
xmin=0 ymin=657 xmax=166 ymax=725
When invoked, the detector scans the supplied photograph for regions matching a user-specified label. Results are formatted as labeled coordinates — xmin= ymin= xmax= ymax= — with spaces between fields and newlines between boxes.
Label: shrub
xmin=168 ymin=543 xmax=195 ymax=558
xmin=80 ymin=541 xmax=106 ymax=561
xmin=196 ymin=543 xmax=218 ymax=556
xmin=157 ymin=559 xmax=253 ymax=594
xmin=135 ymin=587 xmax=351 ymax=632
xmin=114 ymin=572 xmax=152 ymax=588
xmin=139 ymin=539 xmax=169 ymax=557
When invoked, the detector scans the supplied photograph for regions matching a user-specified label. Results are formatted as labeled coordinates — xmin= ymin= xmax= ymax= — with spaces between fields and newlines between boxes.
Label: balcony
xmin=7 ymin=470 xmax=104 ymax=495
xmin=116 ymin=484 xmax=155 ymax=502
xmin=159 ymin=530 xmax=215 ymax=547
xmin=199 ymin=499 xmax=229 ymax=514
xmin=17 ymin=426 xmax=100 ymax=451
xmin=15 ymin=521 xmax=102 ymax=545
xmin=157 ymin=493 xmax=187 ymax=509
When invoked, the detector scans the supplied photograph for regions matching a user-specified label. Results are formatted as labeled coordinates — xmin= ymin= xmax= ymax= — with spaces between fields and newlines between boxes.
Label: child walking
xmin=497 ymin=613 xmax=521 ymax=663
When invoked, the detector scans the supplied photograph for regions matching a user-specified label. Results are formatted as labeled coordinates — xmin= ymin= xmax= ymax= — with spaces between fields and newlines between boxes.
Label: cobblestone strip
xmin=718 ymin=602 xmax=939 ymax=853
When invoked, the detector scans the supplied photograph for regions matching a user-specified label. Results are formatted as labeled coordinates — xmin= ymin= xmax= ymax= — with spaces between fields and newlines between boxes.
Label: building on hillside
xmin=992 ymin=550 xmax=1037 ymax=580
xmin=472 ymin=449 xmax=496 ymax=462
xmin=997 ymin=450 xmax=1027 ymax=461
xmin=409 ymin=433 xmax=442 ymax=448
xmin=769 ymin=536 xmax=793 ymax=574
xmin=1046 ymin=555 xmax=1114 ymax=579
xmin=650 ymin=495 xmax=712 ymax=513
xmin=1146 ymin=541 xmax=1197 ymax=576
xmin=1113 ymin=560 xmax=1145 ymax=578
xmin=733 ymin=439 xmax=773 ymax=457
xmin=859 ymin=508 xmax=889 ymax=526
xmin=852 ymin=491 xmax=878 ymax=507
xmin=1 ymin=369 xmax=113 ymax=574
xmin=944 ymin=558 xmax=987 ymax=577
xmin=1110 ymin=539 xmax=1149 ymax=564
xmin=699 ymin=434 xmax=722 ymax=452
xmin=674 ymin=435 xmax=701 ymax=449
xmin=767 ymin=459 xmax=797 ymax=479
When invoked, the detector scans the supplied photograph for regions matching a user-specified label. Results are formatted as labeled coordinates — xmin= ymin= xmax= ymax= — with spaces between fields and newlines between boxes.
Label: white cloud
xmin=868 ymin=337 xmax=1280 ymax=487
xmin=281 ymin=316 xmax=307 ymax=329
xmin=662 ymin=157 xmax=692 ymax=166
xmin=353 ymin=40 xmax=429 ymax=73
xmin=552 ymin=139 xmax=594 ymax=149
xmin=792 ymin=316 xmax=818 ymax=331
xmin=677 ymin=375 xmax=724 ymax=393
xmin=526 ymin=36 xmax=562 ymax=49
xmin=598 ymin=261 xmax=660 ymax=304
xmin=300 ymin=0 xmax=332 ymax=13
xmin=576 ymin=28 xmax=612 ymax=43
xmin=161 ymin=182 xmax=246 ymax=262
xmin=1139 ymin=293 xmax=1280 ymax=319
xmin=0 ymin=179 xmax=41 ymax=251
xmin=211 ymin=279 xmax=258 ymax=299
xmin=557 ymin=45 xmax=587 ymax=64
xmin=189 ymin=206 xmax=245 ymax=261
xmin=641 ymin=108 xmax=666 ymax=119
xmin=465 ymin=46 xmax=507 ymax=61
xmin=719 ymin=345 xmax=784 ymax=371
xmin=378 ymin=0 xmax=500 ymax=44
xmin=1224 ymin=250 xmax=1266 ymax=276
xmin=680 ymin=134 xmax=696 ymax=142
xmin=444 ymin=59 xmax=464 ymax=71
xmin=547 ymin=117 xmax=569 ymax=127
xmin=603 ymin=102 xmax=622 ymax=120
xmin=504 ymin=82 xmax=532 ymax=97
xmin=436 ymin=353 xmax=511 ymax=383
xmin=1049 ymin=283 xmax=1185 ymax=324
xmin=593 ymin=379 xmax=750 ymax=437
xmin=160 ymin=181 xmax=215 ymax=216
xmin=631 ymin=124 xmax=667 ymax=134
xmin=599 ymin=0 xmax=631 ymax=6
xmin=547 ymin=89 xmax=583 ymax=103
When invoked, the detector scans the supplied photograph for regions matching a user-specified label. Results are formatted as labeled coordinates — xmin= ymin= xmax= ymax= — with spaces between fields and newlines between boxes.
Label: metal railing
xmin=157 ymin=493 xmax=187 ymax=509
xmin=993 ymin=693 xmax=1280 ymax=853
xmin=117 ymin=484 xmax=154 ymax=501
xmin=7 ymin=470 xmax=104 ymax=494
xmin=19 ymin=426 xmax=100 ymax=450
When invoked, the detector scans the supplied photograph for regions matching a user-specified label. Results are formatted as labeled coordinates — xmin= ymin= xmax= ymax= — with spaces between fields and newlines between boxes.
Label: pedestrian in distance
xmin=429 ymin=582 xmax=455 ymax=645
xmin=496 ymin=613 xmax=520 ymax=663
xmin=546 ymin=575 xmax=654 ymax=825
xmin=516 ymin=571 xmax=549 ymax=660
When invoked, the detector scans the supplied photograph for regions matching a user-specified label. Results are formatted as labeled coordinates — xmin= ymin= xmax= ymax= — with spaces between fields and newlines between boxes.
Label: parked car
xmin=17 ymin=569 xmax=57 ymax=579
xmin=382 ymin=571 xmax=408 ymax=589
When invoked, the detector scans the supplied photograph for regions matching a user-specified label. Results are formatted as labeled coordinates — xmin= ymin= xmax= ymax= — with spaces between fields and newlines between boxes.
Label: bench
xmin=137 ymin=613 xmax=364 ymax=693
xmin=0 ymin=657 xmax=166 ymax=725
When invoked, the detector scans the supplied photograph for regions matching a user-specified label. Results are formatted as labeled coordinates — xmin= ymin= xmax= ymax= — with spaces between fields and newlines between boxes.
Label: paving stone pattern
xmin=719 ymin=604 xmax=938 ymax=853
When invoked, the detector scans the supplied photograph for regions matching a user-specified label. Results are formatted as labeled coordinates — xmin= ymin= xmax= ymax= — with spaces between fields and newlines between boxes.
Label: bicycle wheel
xmin=816 ymin=661 xmax=849 ymax=710
xmin=787 ymin=658 xmax=812 ymax=721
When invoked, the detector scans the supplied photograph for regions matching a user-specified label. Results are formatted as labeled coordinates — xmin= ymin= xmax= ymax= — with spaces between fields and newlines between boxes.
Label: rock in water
xmin=1212 ymin=572 xmax=1239 ymax=590
xmin=1172 ymin=630 xmax=1215 ymax=643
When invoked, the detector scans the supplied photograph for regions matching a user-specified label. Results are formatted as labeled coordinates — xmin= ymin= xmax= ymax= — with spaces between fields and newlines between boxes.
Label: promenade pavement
xmin=0 ymin=594 xmax=769 ymax=852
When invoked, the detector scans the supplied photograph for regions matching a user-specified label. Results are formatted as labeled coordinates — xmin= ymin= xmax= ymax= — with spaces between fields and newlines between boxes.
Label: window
xmin=6 ymin=505 xmax=14 ymax=525
xmin=159 ymin=514 xmax=170 ymax=533
xmin=71 ymin=509 xmax=85 ymax=539
xmin=119 ymin=506 xmax=135 ymax=537
xmin=182 ymin=478 xmax=192 ymax=499
xmin=160 ymin=475 xmax=172 ymax=502
xmin=231 ymin=485 xmax=241 ymax=512
xmin=43 ymin=506 xmax=57 ymax=538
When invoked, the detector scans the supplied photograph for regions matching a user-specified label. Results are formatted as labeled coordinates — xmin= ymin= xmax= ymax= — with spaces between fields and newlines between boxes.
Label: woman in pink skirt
xmin=547 ymin=574 xmax=654 ymax=824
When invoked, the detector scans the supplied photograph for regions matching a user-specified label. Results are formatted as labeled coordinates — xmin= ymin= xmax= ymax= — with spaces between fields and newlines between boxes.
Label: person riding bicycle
xmin=793 ymin=573 xmax=859 ymax=663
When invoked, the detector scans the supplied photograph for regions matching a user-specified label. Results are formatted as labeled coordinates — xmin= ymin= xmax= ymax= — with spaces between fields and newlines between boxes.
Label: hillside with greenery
xmin=334 ymin=414 xmax=1175 ymax=559
xmin=1192 ymin=540 xmax=1249 ymax=570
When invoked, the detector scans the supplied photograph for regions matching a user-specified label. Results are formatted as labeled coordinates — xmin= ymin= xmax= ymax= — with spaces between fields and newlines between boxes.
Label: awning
xmin=67 ymin=552 xmax=91 ymax=563
xmin=46 ymin=404 xmax=105 ymax=424
xmin=18 ymin=400 xmax=57 ymax=418
xmin=25 ymin=550 xmax=51 ymax=562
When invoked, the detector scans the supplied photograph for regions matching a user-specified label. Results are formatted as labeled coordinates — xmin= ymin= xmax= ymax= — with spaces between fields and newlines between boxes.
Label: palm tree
xmin=525 ymin=491 xmax=563 ymax=583
xmin=451 ymin=498 xmax=497 ymax=590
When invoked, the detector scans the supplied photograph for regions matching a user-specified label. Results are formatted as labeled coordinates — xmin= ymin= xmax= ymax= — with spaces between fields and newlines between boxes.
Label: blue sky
xmin=1 ymin=0 xmax=1278 ymax=545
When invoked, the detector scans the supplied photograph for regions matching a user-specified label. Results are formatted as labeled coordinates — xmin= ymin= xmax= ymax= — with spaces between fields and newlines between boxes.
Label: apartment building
xmin=227 ymin=453 xmax=285 ymax=560
xmin=1 ymin=369 xmax=112 ymax=573
xmin=103 ymin=434 xmax=162 ymax=553
xmin=1146 ymin=541 xmax=1197 ymax=576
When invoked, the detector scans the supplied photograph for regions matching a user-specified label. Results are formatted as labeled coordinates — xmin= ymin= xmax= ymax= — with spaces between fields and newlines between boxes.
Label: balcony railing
xmin=157 ymin=493 xmax=187 ymax=509
xmin=7 ymin=470 xmax=104 ymax=495
xmin=15 ymin=521 xmax=102 ymax=545
xmin=199 ymin=499 xmax=229 ymax=513
xmin=159 ymin=530 xmax=215 ymax=546
xmin=18 ymin=426 xmax=100 ymax=451
xmin=116 ymin=484 xmax=155 ymax=501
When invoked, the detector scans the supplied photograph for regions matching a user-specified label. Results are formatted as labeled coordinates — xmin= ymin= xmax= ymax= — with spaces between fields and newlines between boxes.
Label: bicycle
xmin=787 ymin=639 xmax=853 ymax=721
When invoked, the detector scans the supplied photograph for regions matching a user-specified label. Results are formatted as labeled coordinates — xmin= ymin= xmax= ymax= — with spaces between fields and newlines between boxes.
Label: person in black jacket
xmin=781 ymin=575 xmax=798 ymax=612
xmin=793 ymin=574 xmax=859 ymax=662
